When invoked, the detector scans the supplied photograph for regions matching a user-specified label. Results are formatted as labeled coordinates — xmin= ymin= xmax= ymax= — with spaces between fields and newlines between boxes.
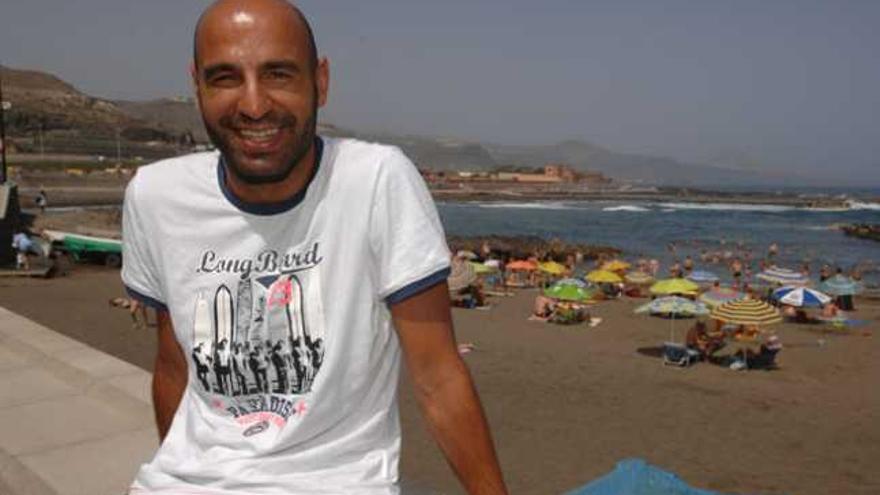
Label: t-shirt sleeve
xmin=121 ymin=173 xmax=167 ymax=310
xmin=369 ymin=148 xmax=451 ymax=305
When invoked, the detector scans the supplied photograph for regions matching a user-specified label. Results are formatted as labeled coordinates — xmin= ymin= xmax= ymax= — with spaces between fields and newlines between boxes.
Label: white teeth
xmin=239 ymin=128 xmax=279 ymax=141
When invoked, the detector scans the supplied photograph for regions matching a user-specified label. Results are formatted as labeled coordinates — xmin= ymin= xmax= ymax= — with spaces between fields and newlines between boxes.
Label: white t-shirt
xmin=122 ymin=137 xmax=451 ymax=495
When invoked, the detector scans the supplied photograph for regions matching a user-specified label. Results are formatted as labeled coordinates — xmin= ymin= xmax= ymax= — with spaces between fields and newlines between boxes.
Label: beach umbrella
xmin=507 ymin=260 xmax=537 ymax=271
xmin=544 ymin=284 xmax=595 ymax=302
xmin=772 ymin=286 xmax=831 ymax=308
xmin=586 ymin=270 xmax=623 ymax=284
xmin=756 ymin=267 xmax=809 ymax=286
xmin=538 ymin=261 xmax=567 ymax=275
xmin=469 ymin=261 xmax=497 ymax=275
xmin=698 ymin=287 xmax=745 ymax=308
xmin=819 ymin=274 xmax=862 ymax=296
xmin=710 ymin=299 xmax=782 ymax=326
xmin=634 ymin=296 xmax=708 ymax=316
xmin=624 ymin=271 xmax=654 ymax=285
xmin=447 ymin=258 xmax=477 ymax=292
xmin=455 ymin=250 xmax=478 ymax=260
xmin=687 ymin=270 xmax=719 ymax=284
xmin=635 ymin=296 xmax=708 ymax=343
xmin=600 ymin=260 xmax=631 ymax=272
xmin=554 ymin=278 xmax=589 ymax=288
xmin=649 ymin=278 xmax=699 ymax=296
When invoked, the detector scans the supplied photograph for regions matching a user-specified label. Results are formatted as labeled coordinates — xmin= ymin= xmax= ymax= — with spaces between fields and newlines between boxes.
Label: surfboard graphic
xmin=214 ymin=284 xmax=234 ymax=346
xmin=236 ymin=278 xmax=253 ymax=345
xmin=193 ymin=292 xmax=212 ymax=345
xmin=265 ymin=276 xmax=291 ymax=345
xmin=285 ymin=276 xmax=305 ymax=343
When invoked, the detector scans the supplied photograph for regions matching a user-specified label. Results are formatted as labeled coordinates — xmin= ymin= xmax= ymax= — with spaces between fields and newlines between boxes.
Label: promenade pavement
xmin=0 ymin=305 xmax=157 ymax=495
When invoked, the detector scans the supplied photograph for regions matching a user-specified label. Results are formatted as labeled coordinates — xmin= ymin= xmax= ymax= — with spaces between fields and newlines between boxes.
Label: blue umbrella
xmin=772 ymin=286 xmax=831 ymax=308
xmin=687 ymin=270 xmax=719 ymax=284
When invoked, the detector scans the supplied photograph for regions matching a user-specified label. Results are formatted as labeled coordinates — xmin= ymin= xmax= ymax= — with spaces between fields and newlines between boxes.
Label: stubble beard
xmin=206 ymin=94 xmax=319 ymax=186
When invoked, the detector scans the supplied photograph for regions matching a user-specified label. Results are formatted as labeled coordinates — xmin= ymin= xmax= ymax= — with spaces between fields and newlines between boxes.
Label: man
xmin=11 ymin=230 xmax=34 ymax=270
xmin=120 ymin=1 xmax=506 ymax=494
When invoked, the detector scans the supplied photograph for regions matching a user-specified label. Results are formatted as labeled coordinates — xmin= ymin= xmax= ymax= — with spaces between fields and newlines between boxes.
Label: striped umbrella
xmin=772 ymin=286 xmax=831 ymax=308
xmin=710 ymin=299 xmax=782 ymax=326
xmin=698 ymin=287 xmax=745 ymax=308
xmin=624 ymin=271 xmax=654 ymax=285
xmin=819 ymin=274 xmax=862 ymax=296
xmin=687 ymin=270 xmax=719 ymax=284
xmin=586 ymin=270 xmax=623 ymax=284
xmin=649 ymin=278 xmax=700 ymax=296
xmin=756 ymin=267 xmax=809 ymax=286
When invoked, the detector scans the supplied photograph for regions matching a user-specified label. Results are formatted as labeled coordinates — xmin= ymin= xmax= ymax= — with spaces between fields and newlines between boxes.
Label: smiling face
xmin=193 ymin=0 xmax=328 ymax=190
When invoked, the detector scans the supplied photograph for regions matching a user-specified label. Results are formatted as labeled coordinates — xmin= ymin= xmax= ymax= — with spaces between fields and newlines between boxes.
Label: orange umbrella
xmin=507 ymin=260 xmax=538 ymax=271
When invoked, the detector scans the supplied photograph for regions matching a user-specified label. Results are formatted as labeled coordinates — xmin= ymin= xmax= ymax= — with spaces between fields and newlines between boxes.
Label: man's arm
xmin=153 ymin=309 xmax=188 ymax=442
xmin=391 ymin=283 xmax=507 ymax=495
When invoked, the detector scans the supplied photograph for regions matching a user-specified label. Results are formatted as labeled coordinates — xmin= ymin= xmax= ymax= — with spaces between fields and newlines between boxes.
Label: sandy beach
xmin=1 ymin=264 xmax=878 ymax=495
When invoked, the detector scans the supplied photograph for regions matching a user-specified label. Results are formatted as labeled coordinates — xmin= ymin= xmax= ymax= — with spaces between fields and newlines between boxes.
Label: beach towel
xmin=566 ymin=458 xmax=725 ymax=495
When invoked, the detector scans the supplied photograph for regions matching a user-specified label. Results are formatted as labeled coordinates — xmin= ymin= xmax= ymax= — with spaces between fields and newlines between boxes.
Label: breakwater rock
xmin=842 ymin=224 xmax=880 ymax=242
xmin=447 ymin=234 xmax=620 ymax=261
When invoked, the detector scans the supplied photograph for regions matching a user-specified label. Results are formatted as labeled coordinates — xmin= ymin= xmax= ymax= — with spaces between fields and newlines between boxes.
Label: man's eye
xmin=265 ymin=70 xmax=294 ymax=81
xmin=208 ymin=74 xmax=239 ymax=86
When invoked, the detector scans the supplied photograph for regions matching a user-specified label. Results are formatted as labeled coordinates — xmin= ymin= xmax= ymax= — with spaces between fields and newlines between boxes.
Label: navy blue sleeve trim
xmin=124 ymin=285 xmax=169 ymax=312
xmin=385 ymin=267 xmax=451 ymax=306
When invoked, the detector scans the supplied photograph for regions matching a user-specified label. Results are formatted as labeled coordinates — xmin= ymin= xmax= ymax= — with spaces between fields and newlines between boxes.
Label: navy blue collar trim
xmin=217 ymin=136 xmax=324 ymax=216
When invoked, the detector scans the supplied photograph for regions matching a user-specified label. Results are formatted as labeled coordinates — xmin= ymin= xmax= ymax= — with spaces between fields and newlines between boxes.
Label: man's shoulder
xmin=327 ymin=137 xmax=411 ymax=171
xmin=127 ymin=151 xmax=219 ymax=198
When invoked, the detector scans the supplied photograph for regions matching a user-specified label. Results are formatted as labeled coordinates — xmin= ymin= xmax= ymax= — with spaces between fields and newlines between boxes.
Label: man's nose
xmin=237 ymin=80 xmax=271 ymax=120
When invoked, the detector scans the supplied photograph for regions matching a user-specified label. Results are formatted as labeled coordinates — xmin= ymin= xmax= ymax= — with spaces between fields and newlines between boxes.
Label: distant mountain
xmin=0 ymin=65 xmax=808 ymax=186
xmin=114 ymin=98 xmax=208 ymax=142
xmin=357 ymin=133 xmax=498 ymax=171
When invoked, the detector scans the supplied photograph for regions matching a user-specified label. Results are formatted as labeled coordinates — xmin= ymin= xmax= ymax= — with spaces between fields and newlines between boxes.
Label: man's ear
xmin=316 ymin=56 xmax=330 ymax=107
xmin=190 ymin=62 xmax=202 ymax=112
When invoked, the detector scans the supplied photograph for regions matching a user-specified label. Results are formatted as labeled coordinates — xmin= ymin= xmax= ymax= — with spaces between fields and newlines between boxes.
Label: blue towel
xmin=566 ymin=458 xmax=727 ymax=495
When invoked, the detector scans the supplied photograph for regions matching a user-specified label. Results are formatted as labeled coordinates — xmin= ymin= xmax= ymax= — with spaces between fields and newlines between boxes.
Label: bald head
xmin=193 ymin=0 xmax=317 ymax=72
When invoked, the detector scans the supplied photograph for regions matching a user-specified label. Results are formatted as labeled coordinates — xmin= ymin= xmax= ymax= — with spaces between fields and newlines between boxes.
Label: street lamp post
xmin=0 ymin=70 xmax=8 ymax=184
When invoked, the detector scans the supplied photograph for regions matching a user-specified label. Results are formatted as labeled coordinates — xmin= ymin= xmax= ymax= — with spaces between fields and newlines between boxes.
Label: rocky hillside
xmin=2 ymin=65 xmax=792 ymax=186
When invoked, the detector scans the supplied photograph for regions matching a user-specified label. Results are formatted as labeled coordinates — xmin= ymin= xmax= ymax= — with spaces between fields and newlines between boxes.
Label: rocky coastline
xmin=842 ymin=224 xmax=880 ymax=242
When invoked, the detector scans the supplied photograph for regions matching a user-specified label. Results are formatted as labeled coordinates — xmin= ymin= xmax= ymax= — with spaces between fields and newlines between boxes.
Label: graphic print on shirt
xmin=190 ymin=247 xmax=325 ymax=436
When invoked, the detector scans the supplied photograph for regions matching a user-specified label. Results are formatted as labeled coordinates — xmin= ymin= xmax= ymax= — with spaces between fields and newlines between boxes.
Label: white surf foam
xmin=476 ymin=201 xmax=574 ymax=211
xmin=601 ymin=205 xmax=651 ymax=212
xmin=847 ymin=200 xmax=880 ymax=211
xmin=658 ymin=202 xmax=796 ymax=213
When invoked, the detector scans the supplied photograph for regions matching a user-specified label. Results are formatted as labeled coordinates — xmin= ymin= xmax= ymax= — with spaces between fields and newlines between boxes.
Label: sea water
xmin=437 ymin=199 xmax=880 ymax=287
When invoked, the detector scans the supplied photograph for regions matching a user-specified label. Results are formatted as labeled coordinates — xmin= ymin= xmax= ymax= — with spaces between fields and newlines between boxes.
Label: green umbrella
xmin=544 ymin=284 xmax=595 ymax=302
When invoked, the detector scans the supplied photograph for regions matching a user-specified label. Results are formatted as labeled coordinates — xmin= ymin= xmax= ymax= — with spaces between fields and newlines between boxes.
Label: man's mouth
xmin=237 ymin=128 xmax=281 ymax=142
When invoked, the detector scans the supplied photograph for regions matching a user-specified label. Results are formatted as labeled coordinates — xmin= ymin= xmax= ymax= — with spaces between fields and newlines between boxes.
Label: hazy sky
xmin=2 ymin=0 xmax=878 ymax=184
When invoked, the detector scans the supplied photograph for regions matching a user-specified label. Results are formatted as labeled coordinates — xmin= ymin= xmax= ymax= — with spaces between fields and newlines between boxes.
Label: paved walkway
xmin=0 ymin=305 xmax=157 ymax=495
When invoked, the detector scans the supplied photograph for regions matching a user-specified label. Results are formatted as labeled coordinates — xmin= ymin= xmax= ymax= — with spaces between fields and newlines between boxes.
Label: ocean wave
xmin=475 ymin=201 xmax=575 ymax=210
xmin=801 ymin=225 xmax=839 ymax=231
xmin=847 ymin=201 xmax=880 ymax=211
xmin=658 ymin=202 xmax=796 ymax=212
xmin=601 ymin=205 xmax=651 ymax=212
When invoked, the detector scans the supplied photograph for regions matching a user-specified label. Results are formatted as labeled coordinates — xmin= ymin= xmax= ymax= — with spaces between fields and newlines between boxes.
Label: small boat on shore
xmin=42 ymin=229 xmax=123 ymax=266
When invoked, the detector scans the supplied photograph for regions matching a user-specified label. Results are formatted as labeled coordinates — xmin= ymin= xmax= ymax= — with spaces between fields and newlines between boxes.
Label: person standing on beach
xmin=120 ymin=1 xmax=506 ymax=494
